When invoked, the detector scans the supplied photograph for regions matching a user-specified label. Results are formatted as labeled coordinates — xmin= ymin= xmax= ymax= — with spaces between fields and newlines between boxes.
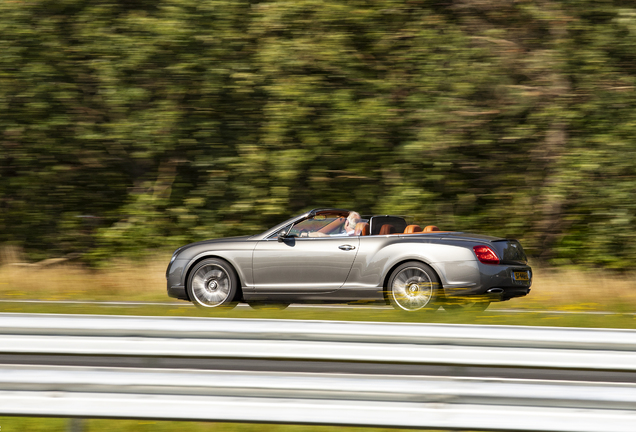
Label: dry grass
xmin=493 ymin=266 xmax=636 ymax=312
xmin=491 ymin=266 xmax=636 ymax=312
xmin=0 ymin=250 xmax=172 ymax=302
xmin=1 ymin=246 xmax=636 ymax=311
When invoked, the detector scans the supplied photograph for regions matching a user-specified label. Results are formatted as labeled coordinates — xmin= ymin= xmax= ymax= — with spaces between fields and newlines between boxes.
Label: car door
xmin=252 ymin=236 xmax=360 ymax=293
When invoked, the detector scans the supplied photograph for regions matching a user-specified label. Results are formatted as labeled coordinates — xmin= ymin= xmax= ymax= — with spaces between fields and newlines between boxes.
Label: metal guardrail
xmin=0 ymin=313 xmax=636 ymax=431
xmin=1 ymin=364 xmax=636 ymax=432
xmin=3 ymin=312 xmax=636 ymax=349
xmin=2 ymin=313 xmax=636 ymax=370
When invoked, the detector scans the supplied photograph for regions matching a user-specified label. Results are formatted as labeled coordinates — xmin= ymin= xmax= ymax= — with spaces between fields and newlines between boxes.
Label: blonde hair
xmin=347 ymin=211 xmax=361 ymax=228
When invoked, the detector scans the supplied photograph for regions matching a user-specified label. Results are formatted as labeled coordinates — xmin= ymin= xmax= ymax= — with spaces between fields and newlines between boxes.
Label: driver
xmin=308 ymin=211 xmax=361 ymax=237
xmin=342 ymin=211 xmax=361 ymax=236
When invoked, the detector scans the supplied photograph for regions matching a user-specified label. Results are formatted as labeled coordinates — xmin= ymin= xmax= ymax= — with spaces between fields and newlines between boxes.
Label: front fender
xmin=180 ymin=250 xmax=254 ymax=289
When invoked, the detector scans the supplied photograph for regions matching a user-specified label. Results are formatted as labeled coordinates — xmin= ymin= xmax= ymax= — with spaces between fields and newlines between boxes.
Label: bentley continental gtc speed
xmin=166 ymin=208 xmax=532 ymax=312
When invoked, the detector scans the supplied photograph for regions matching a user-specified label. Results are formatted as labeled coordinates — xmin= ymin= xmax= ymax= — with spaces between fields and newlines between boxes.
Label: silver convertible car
xmin=166 ymin=208 xmax=532 ymax=312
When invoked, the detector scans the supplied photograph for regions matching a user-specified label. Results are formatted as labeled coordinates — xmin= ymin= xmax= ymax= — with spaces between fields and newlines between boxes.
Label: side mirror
xmin=277 ymin=230 xmax=288 ymax=242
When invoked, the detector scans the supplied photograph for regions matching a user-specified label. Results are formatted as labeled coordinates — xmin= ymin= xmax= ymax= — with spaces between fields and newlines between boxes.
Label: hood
xmin=180 ymin=235 xmax=254 ymax=249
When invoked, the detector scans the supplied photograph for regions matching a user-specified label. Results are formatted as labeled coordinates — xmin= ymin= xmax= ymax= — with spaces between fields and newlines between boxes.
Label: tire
xmin=442 ymin=300 xmax=490 ymax=312
xmin=387 ymin=261 xmax=440 ymax=312
xmin=187 ymin=258 xmax=239 ymax=309
xmin=247 ymin=302 xmax=289 ymax=310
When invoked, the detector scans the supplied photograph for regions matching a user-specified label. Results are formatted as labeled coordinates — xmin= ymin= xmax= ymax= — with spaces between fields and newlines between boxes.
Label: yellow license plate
xmin=514 ymin=271 xmax=529 ymax=281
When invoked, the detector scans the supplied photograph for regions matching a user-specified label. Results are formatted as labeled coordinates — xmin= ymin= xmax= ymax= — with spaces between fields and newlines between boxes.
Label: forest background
xmin=2 ymin=0 xmax=636 ymax=270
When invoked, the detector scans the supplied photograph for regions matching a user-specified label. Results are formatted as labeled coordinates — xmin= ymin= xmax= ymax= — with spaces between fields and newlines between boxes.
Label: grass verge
xmin=0 ymin=417 xmax=446 ymax=432
xmin=1 ymin=255 xmax=636 ymax=327
xmin=1 ymin=302 xmax=636 ymax=329
xmin=2 ymin=258 xmax=636 ymax=308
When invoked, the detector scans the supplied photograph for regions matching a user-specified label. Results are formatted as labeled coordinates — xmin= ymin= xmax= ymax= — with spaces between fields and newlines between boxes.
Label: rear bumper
xmin=443 ymin=264 xmax=532 ymax=301
xmin=491 ymin=286 xmax=531 ymax=301
xmin=444 ymin=286 xmax=530 ymax=301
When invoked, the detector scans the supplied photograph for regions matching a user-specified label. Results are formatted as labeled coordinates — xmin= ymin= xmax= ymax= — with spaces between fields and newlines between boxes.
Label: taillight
xmin=473 ymin=245 xmax=500 ymax=264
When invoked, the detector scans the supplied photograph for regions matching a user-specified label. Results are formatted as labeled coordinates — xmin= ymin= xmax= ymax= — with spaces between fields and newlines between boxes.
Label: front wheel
xmin=387 ymin=261 xmax=440 ymax=312
xmin=187 ymin=258 xmax=239 ymax=309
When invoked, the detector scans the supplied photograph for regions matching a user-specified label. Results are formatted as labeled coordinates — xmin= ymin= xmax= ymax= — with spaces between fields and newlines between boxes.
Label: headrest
xmin=379 ymin=224 xmax=396 ymax=235
xmin=354 ymin=222 xmax=369 ymax=236
xmin=404 ymin=225 xmax=422 ymax=234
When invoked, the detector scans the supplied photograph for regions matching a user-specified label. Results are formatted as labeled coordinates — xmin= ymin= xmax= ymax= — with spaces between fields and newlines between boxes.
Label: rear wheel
xmin=187 ymin=258 xmax=239 ymax=309
xmin=387 ymin=261 xmax=440 ymax=312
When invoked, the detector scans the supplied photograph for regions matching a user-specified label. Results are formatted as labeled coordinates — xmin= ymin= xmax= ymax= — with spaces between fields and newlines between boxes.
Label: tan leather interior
xmin=403 ymin=225 xmax=422 ymax=234
xmin=318 ymin=217 xmax=345 ymax=233
xmin=355 ymin=222 xmax=369 ymax=236
xmin=379 ymin=224 xmax=396 ymax=235
xmin=423 ymin=225 xmax=440 ymax=232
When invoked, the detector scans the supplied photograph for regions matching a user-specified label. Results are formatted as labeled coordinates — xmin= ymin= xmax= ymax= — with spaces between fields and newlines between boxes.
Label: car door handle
xmin=338 ymin=245 xmax=356 ymax=251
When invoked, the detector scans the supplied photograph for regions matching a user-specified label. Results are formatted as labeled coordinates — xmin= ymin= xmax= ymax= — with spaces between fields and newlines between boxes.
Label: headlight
xmin=166 ymin=248 xmax=182 ymax=277
xmin=169 ymin=251 xmax=179 ymax=265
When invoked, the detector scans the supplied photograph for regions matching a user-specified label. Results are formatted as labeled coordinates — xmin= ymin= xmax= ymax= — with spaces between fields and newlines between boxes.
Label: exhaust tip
xmin=487 ymin=288 xmax=504 ymax=294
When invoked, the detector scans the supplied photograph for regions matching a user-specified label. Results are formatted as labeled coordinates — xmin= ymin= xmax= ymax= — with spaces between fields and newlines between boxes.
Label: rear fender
xmin=347 ymin=240 xmax=478 ymax=290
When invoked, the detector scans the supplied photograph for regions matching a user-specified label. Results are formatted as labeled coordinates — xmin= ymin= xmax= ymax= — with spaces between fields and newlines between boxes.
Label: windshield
xmin=289 ymin=214 xmax=346 ymax=237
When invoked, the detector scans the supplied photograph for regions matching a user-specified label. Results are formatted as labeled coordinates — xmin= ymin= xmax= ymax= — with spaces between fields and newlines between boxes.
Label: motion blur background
xmin=1 ymin=0 xmax=636 ymax=271
xmin=2 ymin=4 xmax=636 ymax=431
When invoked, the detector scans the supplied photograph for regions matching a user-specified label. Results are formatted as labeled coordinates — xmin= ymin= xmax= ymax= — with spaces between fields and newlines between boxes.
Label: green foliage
xmin=1 ymin=0 xmax=636 ymax=269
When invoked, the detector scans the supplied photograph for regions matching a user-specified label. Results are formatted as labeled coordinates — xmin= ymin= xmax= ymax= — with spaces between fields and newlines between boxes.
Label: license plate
xmin=513 ymin=271 xmax=529 ymax=281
